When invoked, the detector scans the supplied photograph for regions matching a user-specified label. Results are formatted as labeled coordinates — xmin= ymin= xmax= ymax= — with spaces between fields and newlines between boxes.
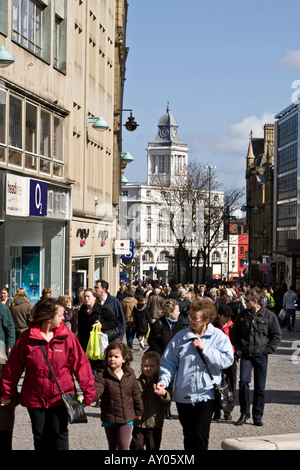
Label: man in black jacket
xmin=230 ymin=287 xmax=281 ymax=427
xmin=94 ymin=280 xmax=125 ymax=340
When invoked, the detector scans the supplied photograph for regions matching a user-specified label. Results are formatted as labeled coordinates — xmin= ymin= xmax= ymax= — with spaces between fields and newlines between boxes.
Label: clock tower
xmin=147 ymin=103 xmax=189 ymax=185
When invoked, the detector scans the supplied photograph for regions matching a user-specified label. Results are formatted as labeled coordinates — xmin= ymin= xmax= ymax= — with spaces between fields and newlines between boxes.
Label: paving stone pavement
xmin=10 ymin=315 xmax=300 ymax=451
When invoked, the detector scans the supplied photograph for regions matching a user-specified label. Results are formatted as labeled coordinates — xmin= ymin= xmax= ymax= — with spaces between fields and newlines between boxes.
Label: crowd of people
xmin=0 ymin=277 xmax=294 ymax=451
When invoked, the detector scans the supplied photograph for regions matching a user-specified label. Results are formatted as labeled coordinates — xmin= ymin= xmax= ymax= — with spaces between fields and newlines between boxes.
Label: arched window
xmin=158 ymin=251 xmax=169 ymax=262
xmin=144 ymin=250 xmax=153 ymax=262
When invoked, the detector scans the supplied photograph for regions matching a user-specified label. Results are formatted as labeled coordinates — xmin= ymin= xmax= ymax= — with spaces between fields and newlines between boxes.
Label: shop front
xmin=0 ymin=170 xmax=71 ymax=304
xmin=70 ymin=219 xmax=112 ymax=295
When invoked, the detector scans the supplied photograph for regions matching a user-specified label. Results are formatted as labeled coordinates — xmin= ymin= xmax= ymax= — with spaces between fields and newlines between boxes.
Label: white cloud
xmin=279 ymin=49 xmax=300 ymax=71
xmin=213 ymin=111 xmax=275 ymax=156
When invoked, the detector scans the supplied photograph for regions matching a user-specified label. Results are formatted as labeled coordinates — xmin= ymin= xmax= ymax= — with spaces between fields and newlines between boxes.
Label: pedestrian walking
xmin=133 ymin=295 xmax=151 ymax=350
xmin=94 ymin=341 xmax=143 ymax=450
xmin=9 ymin=288 xmax=32 ymax=339
xmin=283 ymin=285 xmax=298 ymax=332
xmin=0 ymin=297 xmax=95 ymax=450
xmin=213 ymin=304 xmax=236 ymax=421
xmin=122 ymin=288 xmax=138 ymax=348
xmin=130 ymin=351 xmax=170 ymax=451
xmin=0 ymin=303 xmax=15 ymax=378
xmin=77 ymin=289 xmax=119 ymax=374
xmin=147 ymin=288 xmax=165 ymax=323
xmin=94 ymin=280 xmax=125 ymax=340
xmin=230 ymin=287 xmax=282 ymax=427
xmin=0 ymin=287 xmax=11 ymax=307
xmin=156 ymin=299 xmax=234 ymax=450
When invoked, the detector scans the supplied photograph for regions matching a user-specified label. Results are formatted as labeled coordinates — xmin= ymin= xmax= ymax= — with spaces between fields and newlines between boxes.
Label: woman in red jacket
xmin=0 ymin=297 xmax=95 ymax=450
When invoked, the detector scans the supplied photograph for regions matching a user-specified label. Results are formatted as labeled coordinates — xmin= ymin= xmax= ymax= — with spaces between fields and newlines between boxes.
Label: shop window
xmin=0 ymin=147 xmax=5 ymax=163
xmin=26 ymin=102 xmax=38 ymax=154
xmin=2 ymin=87 xmax=64 ymax=177
xmin=0 ymin=88 xmax=6 ymax=147
xmin=40 ymin=157 xmax=51 ymax=174
xmin=8 ymin=149 xmax=22 ymax=167
xmin=40 ymin=109 xmax=51 ymax=157
xmin=9 ymin=94 xmax=22 ymax=149
xmin=25 ymin=154 xmax=37 ymax=170
xmin=53 ymin=116 xmax=63 ymax=161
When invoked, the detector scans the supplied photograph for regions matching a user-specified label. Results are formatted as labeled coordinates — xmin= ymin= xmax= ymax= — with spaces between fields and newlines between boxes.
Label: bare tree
xmin=150 ymin=161 xmax=244 ymax=283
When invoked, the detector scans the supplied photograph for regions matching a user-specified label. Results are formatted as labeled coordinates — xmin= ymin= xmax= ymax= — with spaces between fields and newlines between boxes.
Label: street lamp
xmin=0 ymin=46 xmax=14 ymax=68
xmin=241 ymin=204 xmax=260 ymax=283
xmin=86 ymin=115 xmax=109 ymax=133
xmin=205 ymin=165 xmax=216 ymax=274
xmin=223 ymin=207 xmax=237 ymax=281
xmin=116 ymin=109 xmax=139 ymax=132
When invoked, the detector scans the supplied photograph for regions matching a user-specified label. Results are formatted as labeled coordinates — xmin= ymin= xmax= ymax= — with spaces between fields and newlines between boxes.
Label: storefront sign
xmin=29 ymin=180 xmax=48 ymax=217
xmin=115 ymin=240 xmax=130 ymax=255
xmin=6 ymin=174 xmax=29 ymax=216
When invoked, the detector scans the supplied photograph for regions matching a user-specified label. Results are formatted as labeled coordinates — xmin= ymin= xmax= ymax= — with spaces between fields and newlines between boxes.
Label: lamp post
xmin=223 ymin=207 xmax=237 ymax=281
xmin=205 ymin=165 xmax=216 ymax=275
xmin=241 ymin=204 xmax=260 ymax=283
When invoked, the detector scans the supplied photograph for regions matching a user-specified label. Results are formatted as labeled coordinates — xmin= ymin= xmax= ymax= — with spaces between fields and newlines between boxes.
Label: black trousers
xmin=176 ymin=400 xmax=214 ymax=451
xmin=28 ymin=406 xmax=69 ymax=450
xmin=0 ymin=430 xmax=13 ymax=451
xmin=130 ymin=426 xmax=162 ymax=451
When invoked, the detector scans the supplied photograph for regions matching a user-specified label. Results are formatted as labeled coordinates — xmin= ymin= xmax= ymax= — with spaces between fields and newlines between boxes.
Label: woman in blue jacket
xmin=156 ymin=299 xmax=234 ymax=450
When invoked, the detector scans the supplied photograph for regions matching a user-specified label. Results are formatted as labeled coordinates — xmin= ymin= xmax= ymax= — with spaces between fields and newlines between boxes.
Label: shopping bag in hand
xmin=99 ymin=330 xmax=109 ymax=358
xmin=86 ymin=324 xmax=102 ymax=360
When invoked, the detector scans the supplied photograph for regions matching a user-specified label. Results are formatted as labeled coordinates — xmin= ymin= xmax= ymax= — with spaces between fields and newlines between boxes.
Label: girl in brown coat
xmin=94 ymin=341 xmax=143 ymax=450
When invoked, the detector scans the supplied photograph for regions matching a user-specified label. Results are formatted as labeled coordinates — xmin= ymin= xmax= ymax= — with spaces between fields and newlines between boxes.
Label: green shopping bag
xmin=86 ymin=324 xmax=102 ymax=360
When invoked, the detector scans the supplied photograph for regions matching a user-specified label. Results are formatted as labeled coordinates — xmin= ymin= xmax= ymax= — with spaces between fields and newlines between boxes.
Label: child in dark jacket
xmin=130 ymin=351 xmax=170 ymax=451
xmin=94 ymin=341 xmax=143 ymax=450
xmin=133 ymin=295 xmax=151 ymax=350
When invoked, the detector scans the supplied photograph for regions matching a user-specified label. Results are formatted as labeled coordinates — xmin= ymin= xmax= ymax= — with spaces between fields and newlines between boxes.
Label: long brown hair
xmin=31 ymin=297 xmax=64 ymax=324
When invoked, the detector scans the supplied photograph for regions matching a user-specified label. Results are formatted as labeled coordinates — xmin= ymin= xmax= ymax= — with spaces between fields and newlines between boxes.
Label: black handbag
xmin=103 ymin=326 xmax=119 ymax=342
xmin=196 ymin=347 xmax=235 ymax=410
xmin=40 ymin=345 xmax=87 ymax=424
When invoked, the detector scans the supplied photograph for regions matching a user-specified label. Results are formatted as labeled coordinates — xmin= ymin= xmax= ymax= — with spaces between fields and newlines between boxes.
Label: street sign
xmin=258 ymin=264 xmax=269 ymax=272
xmin=122 ymin=241 xmax=134 ymax=259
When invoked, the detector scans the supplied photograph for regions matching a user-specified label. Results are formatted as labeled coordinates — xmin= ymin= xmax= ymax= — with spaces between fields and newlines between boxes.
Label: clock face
xmin=172 ymin=129 xmax=177 ymax=137
xmin=160 ymin=127 xmax=169 ymax=138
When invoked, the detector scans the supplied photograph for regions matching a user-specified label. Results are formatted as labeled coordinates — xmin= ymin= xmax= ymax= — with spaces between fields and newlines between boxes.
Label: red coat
xmin=0 ymin=321 xmax=95 ymax=408
xmin=214 ymin=318 xmax=235 ymax=353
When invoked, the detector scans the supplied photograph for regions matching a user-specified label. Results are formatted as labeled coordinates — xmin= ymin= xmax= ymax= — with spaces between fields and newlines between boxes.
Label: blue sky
xmin=121 ymin=0 xmax=300 ymax=193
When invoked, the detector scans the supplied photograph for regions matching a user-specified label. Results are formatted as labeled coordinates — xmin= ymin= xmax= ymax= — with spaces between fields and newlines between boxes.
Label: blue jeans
xmin=285 ymin=308 xmax=296 ymax=331
xmin=239 ymin=354 xmax=268 ymax=421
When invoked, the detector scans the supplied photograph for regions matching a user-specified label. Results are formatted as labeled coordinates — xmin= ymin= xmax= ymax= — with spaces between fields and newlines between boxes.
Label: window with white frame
xmin=1 ymin=86 xmax=65 ymax=177
xmin=146 ymin=223 xmax=151 ymax=243
xmin=12 ymin=0 xmax=44 ymax=57
xmin=144 ymin=250 xmax=153 ymax=262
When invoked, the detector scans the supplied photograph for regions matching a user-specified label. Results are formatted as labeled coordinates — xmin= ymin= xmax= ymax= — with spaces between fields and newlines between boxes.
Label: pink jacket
xmin=1 ymin=321 xmax=95 ymax=408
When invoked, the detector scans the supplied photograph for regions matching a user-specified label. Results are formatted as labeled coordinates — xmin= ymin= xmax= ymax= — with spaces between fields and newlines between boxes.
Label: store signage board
xmin=6 ymin=173 xmax=29 ymax=216
xmin=29 ymin=179 xmax=48 ymax=217
xmin=115 ymin=240 xmax=130 ymax=255
xmin=6 ymin=174 xmax=48 ymax=218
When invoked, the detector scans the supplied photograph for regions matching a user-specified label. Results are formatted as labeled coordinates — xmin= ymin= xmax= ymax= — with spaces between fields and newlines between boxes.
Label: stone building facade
xmin=0 ymin=0 xmax=129 ymax=301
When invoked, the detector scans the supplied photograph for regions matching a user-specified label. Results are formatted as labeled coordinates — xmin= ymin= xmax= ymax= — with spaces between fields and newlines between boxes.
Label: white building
xmin=121 ymin=105 xmax=233 ymax=284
